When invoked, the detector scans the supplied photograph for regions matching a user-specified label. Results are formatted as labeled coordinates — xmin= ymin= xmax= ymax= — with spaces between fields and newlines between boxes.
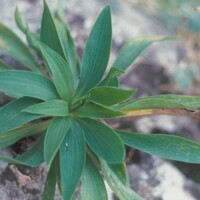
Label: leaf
xmin=150 ymin=94 xmax=200 ymax=109
xmin=75 ymin=101 xmax=124 ymax=118
xmin=15 ymin=7 xmax=40 ymax=51
xmin=26 ymin=31 xmax=41 ymax=51
xmin=76 ymin=6 xmax=112 ymax=97
xmin=39 ymin=43 xmax=74 ymax=102
xmin=117 ymin=130 xmax=200 ymax=163
xmin=56 ymin=0 xmax=66 ymax=20
xmin=44 ymin=117 xmax=71 ymax=167
xmin=0 ymin=97 xmax=42 ymax=134
xmin=78 ymin=118 xmax=125 ymax=163
xmin=108 ymin=162 xmax=129 ymax=186
xmin=112 ymin=36 xmax=175 ymax=72
xmin=89 ymin=86 xmax=136 ymax=106
xmin=15 ymin=7 xmax=28 ymax=33
xmin=59 ymin=120 xmax=86 ymax=200
xmin=41 ymin=0 xmax=65 ymax=58
xmin=99 ymin=68 xmax=121 ymax=87
xmin=0 ymin=70 xmax=59 ymax=100
xmin=118 ymin=95 xmax=200 ymax=111
xmin=0 ymin=120 xmax=50 ymax=148
xmin=23 ymin=100 xmax=69 ymax=117
xmin=55 ymin=154 xmax=62 ymax=194
xmin=101 ymin=36 xmax=175 ymax=86
xmin=42 ymin=157 xmax=57 ymax=200
xmin=55 ymin=17 xmax=80 ymax=84
xmin=108 ymin=76 xmax=119 ymax=87
xmin=0 ymin=135 xmax=44 ymax=167
xmin=0 ymin=23 xmax=41 ymax=73
xmin=100 ymin=159 xmax=143 ymax=200
xmin=0 ymin=59 xmax=11 ymax=70
xmin=81 ymin=155 xmax=108 ymax=200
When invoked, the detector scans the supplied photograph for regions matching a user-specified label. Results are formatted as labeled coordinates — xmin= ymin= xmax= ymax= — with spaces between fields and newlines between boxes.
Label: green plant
xmin=1 ymin=1 xmax=200 ymax=200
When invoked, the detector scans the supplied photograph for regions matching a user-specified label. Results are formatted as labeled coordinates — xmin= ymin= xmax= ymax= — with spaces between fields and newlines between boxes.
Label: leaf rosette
xmin=0 ymin=1 xmax=200 ymax=200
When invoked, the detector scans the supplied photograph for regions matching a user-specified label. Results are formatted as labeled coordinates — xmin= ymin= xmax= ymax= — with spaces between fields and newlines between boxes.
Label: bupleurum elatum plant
xmin=1 ymin=1 xmax=200 ymax=200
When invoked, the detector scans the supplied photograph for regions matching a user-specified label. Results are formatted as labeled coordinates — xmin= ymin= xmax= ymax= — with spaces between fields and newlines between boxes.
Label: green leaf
xmin=118 ymin=95 xmax=200 ymax=111
xmin=99 ymin=68 xmax=121 ymax=87
xmin=56 ymin=0 xmax=66 ymax=20
xmin=0 ymin=120 xmax=50 ymax=148
xmin=0 ymin=23 xmax=41 ymax=73
xmin=89 ymin=86 xmax=136 ymax=106
xmin=117 ymin=130 xmax=200 ymax=163
xmin=0 ymin=70 xmax=59 ymax=100
xmin=15 ymin=7 xmax=40 ymax=51
xmin=23 ymin=100 xmax=69 ymax=117
xmin=150 ymin=94 xmax=200 ymax=109
xmin=55 ymin=154 xmax=62 ymax=194
xmin=101 ymin=36 xmax=175 ymax=86
xmin=55 ymin=17 xmax=80 ymax=84
xmin=42 ymin=157 xmax=57 ymax=200
xmin=39 ymin=43 xmax=74 ymax=102
xmin=44 ymin=117 xmax=71 ymax=167
xmin=59 ymin=120 xmax=86 ymax=200
xmin=0 ymin=97 xmax=42 ymax=134
xmin=108 ymin=76 xmax=119 ymax=87
xmin=112 ymin=36 xmax=175 ymax=72
xmin=108 ymin=162 xmax=129 ymax=186
xmin=81 ymin=155 xmax=108 ymax=200
xmin=76 ymin=6 xmax=112 ymax=97
xmin=78 ymin=118 xmax=125 ymax=163
xmin=75 ymin=101 xmax=124 ymax=118
xmin=15 ymin=7 xmax=28 ymax=33
xmin=100 ymin=159 xmax=143 ymax=200
xmin=41 ymin=0 xmax=65 ymax=58
xmin=0 ymin=59 xmax=11 ymax=70
xmin=0 ymin=135 xmax=44 ymax=167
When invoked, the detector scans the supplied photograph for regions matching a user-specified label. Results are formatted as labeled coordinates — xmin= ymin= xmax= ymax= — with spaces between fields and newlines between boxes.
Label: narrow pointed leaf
xmin=81 ymin=155 xmax=108 ymax=200
xmin=118 ymin=95 xmax=200 ymax=111
xmin=0 ymin=23 xmax=41 ymax=73
xmin=42 ymin=158 xmax=57 ymax=200
xmin=24 ymin=100 xmax=69 ymax=117
xmin=0 ymin=59 xmax=11 ymax=70
xmin=100 ymin=159 xmax=143 ymax=200
xmin=44 ymin=117 xmax=71 ymax=167
xmin=108 ymin=76 xmax=119 ymax=87
xmin=78 ymin=118 xmax=125 ymax=163
xmin=117 ymin=130 xmax=200 ymax=163
xmin=15 ymin=7 xmax=40 ymax=51
xmin=0 ymin=135 xmax=44 ymax=167
xmin=0 ymin=97 xmax=42 ymax=134
xmin=100 ymin=68 xmax=121 ymax=87
xmin=90 ymin=86 xmax=136 ymax=106
xmin=108 ymin=162 xmax=129 ymax=186
xmin=0 ymin=120 xmax=50 ymax=148
xmin=0 ymin=70 xmax=59 ymax=100
xmin=15 ymin=7 xmax=28 ymax=33
xmin=149 ymin=94 xmax=200 ymax=109
xmin=76 ymin=6 xmax=112 ymax=97
xmin=59 ymin=120 xmax=86 ymax=200
xmin=102 ymin=37 xmax=175 ymax=85
xmin=112 ymin=36 xmax=175 ymax=72
xmin=55 ymin=18 xmax=80 ymax=83
xmin=55 ymin=154 xmax=62 ymax=194
xmin=40 ymin=43 xmax=74 ymax=101
xmin=75 ymin=101 xmax=124 ymax=118
xmin=41 ymin=0 xmax=65 ymax=58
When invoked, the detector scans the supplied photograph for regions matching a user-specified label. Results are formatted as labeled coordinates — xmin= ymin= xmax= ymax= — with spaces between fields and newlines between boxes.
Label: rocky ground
xmin=0 ymin=0 xmax=200 ymax=199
